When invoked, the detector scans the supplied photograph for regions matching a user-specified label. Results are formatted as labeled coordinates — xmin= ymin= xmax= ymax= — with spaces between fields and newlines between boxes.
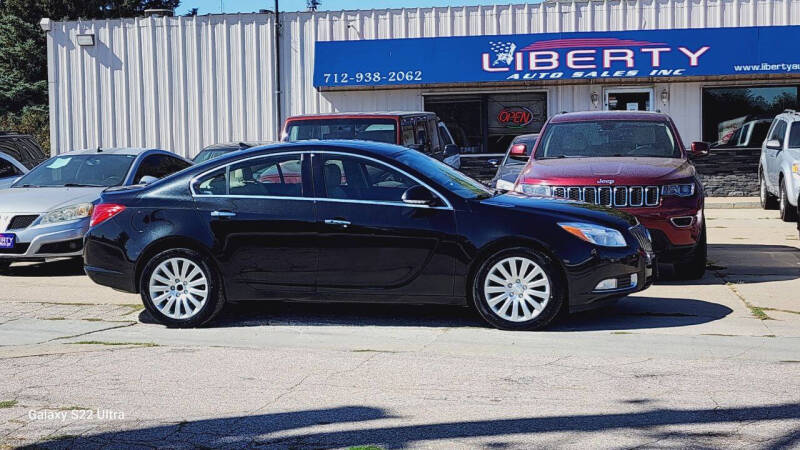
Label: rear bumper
xmin=85 ymin=265 xmax=137 ymax=293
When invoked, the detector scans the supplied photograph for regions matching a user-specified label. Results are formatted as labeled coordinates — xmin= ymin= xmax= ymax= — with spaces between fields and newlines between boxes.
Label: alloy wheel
xmin=483 ymin=256 xmax=551 ymax=322
xmin=148 ymin=257 xmax=209 ymax=320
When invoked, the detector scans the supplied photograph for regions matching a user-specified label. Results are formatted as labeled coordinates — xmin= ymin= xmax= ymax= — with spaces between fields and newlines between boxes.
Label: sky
xmin=176 ymin=0 xmax=525 ymax=15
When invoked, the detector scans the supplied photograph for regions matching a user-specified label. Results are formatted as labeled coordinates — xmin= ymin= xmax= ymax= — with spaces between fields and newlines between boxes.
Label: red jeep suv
xmin=514 ymin=111 xmax=709 ymax=279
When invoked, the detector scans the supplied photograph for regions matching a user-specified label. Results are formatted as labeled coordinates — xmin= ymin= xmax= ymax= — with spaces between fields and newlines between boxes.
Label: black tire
xmin=139 ymin=248 xmax=225 ymax=328
xmin=760 ymin=171 xmax=778 ymax=210
xmin=779 ymin=178 xmax=798 ymax=222
xmin=674 ymin=221 xmax=707 ymax=280
xmin=471 ymin=247 xmax=564 ymax=331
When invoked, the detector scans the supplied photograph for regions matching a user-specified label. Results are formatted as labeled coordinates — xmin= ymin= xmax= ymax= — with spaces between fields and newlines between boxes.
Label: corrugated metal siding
xmin=47 ymin=1 xmax=800 ymax=157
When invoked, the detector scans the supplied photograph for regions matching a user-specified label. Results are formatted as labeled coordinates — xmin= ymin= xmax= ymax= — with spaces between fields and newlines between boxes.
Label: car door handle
xmin=210 ymin=210 xmax=237 ymax=218
xmin=324 ymin=219 xmax=351 ymax=227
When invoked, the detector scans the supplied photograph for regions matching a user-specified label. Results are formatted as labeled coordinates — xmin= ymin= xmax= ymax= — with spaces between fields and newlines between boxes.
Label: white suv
xmin=759 ymin=110 xmax=800 ymax=223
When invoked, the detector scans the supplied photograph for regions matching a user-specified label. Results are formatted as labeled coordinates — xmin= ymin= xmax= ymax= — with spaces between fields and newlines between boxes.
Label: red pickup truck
xmin=514 ymin=111 xmax=709 ymax=279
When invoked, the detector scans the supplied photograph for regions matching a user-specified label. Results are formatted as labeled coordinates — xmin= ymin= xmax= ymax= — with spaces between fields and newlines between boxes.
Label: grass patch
xmin=83 ymin=318 xmax=104 ymax=322
xmin=68 ymin=341 xmax=158 ymax=347
xmin=725 ymin=282 xmax=773 ymax=320
xmin=701 ymin=333 xmax=736 ymax=337
xmin=57 ymin=405 xmax=91 ymax=411
xmin=611 ymin=331 xmax=633 ymax=335
xmin=44 ymin=317 xmax=66 ymax=321
xmin=0 ymin=400 xmax=18 ymax=408
xmin=762 ymin=307 xmax=800 ymax=316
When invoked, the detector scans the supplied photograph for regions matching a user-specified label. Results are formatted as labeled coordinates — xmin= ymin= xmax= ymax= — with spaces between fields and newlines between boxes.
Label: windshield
xmin=536 ymin=120 xmax=680 ymax=159
xmin=396 ymin=151 xmax=492 ymax=200
xmin=14 ymin=154 xmax=136 ymax=187
xmin=194 ymin=149 xmax=232 ymax=163
xmin=286 ymin=119 xmax=397 ymax=144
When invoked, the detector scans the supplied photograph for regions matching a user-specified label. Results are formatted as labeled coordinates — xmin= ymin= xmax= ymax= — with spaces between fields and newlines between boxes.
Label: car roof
xmin=202 ymin=140 xmax=409 ymax=167
xmin=286 ymin=111 xmax=434 ymax=120
xmin=202 ymin=141 xmax=273 ymax=151
xmin=550 ymin=110 xmax=671 ymax=123
xmin=57 ymin=147 xmax=167 ymax=156
xmin=777 ymin=109 xmax=800 ymax=121
xmin=513 ymin=133 xmax=539 ymax=141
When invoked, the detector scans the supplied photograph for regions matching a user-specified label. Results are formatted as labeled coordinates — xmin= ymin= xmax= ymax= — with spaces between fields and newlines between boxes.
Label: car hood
xmin=0 ymin=187 xmax=106 ymax=213
xmin=519 ymin=157 xmax=694 ymax=185
xmin=479 ymin=192 xmax=638 ymax=229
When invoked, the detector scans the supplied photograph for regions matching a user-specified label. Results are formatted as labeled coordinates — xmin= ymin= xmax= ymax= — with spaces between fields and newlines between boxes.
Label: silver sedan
xmin=0 ymin=148 xmax=191 ymax=269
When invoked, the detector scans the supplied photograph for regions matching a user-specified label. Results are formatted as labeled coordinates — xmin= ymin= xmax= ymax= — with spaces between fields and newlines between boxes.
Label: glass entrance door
xmin=604 ymin=88 xmax=653 ymax=111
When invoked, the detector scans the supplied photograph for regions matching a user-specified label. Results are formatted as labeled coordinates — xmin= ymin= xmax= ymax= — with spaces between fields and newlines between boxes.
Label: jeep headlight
xmin=558 ymin=222 xmax=627 ymax=247
xmin=495 ymin=179 xmax=516 ymax=192
xmin=40 ymin=202 xmax=94 ymax=225
xmin=661 ymin=183 xmax=695 ymax=197
xmin=516 ymin=183 xmax=552 ymax=197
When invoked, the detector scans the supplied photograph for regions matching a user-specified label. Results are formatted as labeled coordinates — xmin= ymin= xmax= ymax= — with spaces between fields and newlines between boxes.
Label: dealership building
xmin=42 ymin=1 xmax=800 ymax=194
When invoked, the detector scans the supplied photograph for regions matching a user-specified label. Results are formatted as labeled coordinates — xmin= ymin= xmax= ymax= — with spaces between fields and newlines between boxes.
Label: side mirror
xmin=508 ymin=143 xmax=529 ymax=162
xmin=402 ymin=185 xmax=438 ymax=206
xmin=689 ymin=142 xmax=710 ymax=158
xmin=138 ymin=175 xmax=159 ymax=185
xmin=443 ymin=144 xmax=460 ymax=158
xmin=765 ymin=139 xmax=782 ymax=150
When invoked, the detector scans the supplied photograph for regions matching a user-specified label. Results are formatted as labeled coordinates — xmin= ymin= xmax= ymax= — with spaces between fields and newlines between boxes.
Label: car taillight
xmin=90 ymin=204 xmax=126 ymax=227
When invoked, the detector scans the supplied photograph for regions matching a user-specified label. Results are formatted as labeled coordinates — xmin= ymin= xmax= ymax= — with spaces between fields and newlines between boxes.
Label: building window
xmin=425 ymin=92 xmax=547 ymax=154
xmin=702 ymin=86 xmax=799 ymax=145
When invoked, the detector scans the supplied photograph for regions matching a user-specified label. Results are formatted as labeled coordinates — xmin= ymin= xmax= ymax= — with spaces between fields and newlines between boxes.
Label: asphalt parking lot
xmin=0 ymin=206 xmax=799 ymax=448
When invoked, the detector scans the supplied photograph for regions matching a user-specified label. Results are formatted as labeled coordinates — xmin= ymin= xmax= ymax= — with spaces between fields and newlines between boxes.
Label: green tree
xmin=0 ymin=0 xmax=180 ymax=151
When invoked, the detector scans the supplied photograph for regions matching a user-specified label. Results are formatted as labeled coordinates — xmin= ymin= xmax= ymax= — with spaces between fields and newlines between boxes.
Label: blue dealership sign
xmin=314 ymin=25 xmax=800 ymax=88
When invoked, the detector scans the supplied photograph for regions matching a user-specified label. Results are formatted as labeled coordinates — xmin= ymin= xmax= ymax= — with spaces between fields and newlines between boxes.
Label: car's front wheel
xmin=779 ymin=179 xmax=798 ymax=222
xmin=760 ymin=171 xmax=778 ymax=210
xmin=472 ymin=248 xmax=564 ymax=331
xmin=139 ymin=249 xmax=225 ymax=327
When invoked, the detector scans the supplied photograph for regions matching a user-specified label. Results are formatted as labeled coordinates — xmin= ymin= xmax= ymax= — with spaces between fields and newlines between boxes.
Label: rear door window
xmin=0 ymin=158 xmax=22 ymax=178
xmin=228 ymin=154 xmax=303 ymax=197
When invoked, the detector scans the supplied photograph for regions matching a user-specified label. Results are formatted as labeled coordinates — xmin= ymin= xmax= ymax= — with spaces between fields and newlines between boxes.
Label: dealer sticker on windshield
xmin=0 ymin=234 xmax=15 ymax=249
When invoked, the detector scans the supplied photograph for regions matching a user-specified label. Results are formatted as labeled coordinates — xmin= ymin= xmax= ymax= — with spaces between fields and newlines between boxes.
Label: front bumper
xmin=622 ymin=206 xmax=703 ymax=263
xmin=567 ymin=239 xmax=655 ymax=313
xmin=0 ymin=218 xmax=88 ymax=260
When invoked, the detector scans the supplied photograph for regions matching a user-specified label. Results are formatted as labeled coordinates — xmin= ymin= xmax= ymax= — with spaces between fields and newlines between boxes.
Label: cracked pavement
xmin=0 ymin=208 xmax=799 ymax=449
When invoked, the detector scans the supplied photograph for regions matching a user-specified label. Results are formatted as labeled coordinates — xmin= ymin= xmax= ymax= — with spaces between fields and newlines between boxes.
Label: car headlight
xmin=661 ymin=183 xmax=695 ymax=197
xmin=558 ymin=222 xmax=627 ymax=247
xmin=39 ymin=202 xmax=94 ymax=225
xmin=517 ymin=183 xmax=552 ymax=197
xmin=495 ymin=179 xmax=516 ymax=191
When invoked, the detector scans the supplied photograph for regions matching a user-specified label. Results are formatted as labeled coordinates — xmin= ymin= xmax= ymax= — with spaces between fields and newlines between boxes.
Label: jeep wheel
xmin=779 ymin=179 xmax=798 ymax=222
xmin=674 ymin=221 xmax=707 ymax=280
xmin=760 ymin=171 xmax=778 ymax=210
xmin=472 ymin=247 xmax=564 ymax=331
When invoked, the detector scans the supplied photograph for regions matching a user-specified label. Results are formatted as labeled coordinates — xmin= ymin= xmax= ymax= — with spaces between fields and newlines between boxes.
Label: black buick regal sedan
xmin=84 ymin=140 xmax=654 ymax=330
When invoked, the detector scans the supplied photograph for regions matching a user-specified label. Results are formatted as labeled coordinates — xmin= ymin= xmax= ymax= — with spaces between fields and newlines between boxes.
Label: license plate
xmin=0 ymin=234 xmax=15 ymax=249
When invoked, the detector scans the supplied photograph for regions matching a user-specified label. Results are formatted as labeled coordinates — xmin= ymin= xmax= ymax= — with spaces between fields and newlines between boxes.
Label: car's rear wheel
xmin=674 ymin=220 xmax=707 ymax=280
xmin=760 ymin=171 xmax=778 ymax=210
xmin=779 ymin=179 xmax=798 ymax=222
xmin=140 ymin=249 xmax=224 ymax=327
xmin=472 ymin=248 xmax=563 ymax=331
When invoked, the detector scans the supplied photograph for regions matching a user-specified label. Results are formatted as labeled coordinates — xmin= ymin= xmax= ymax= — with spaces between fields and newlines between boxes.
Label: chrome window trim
xmin=190 ymin=150 xmax=454 ymax=211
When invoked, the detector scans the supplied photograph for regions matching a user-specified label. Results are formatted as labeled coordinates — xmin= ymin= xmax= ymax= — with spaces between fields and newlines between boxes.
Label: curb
xmin=705 ymin=201 xmax=761 ymax=209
